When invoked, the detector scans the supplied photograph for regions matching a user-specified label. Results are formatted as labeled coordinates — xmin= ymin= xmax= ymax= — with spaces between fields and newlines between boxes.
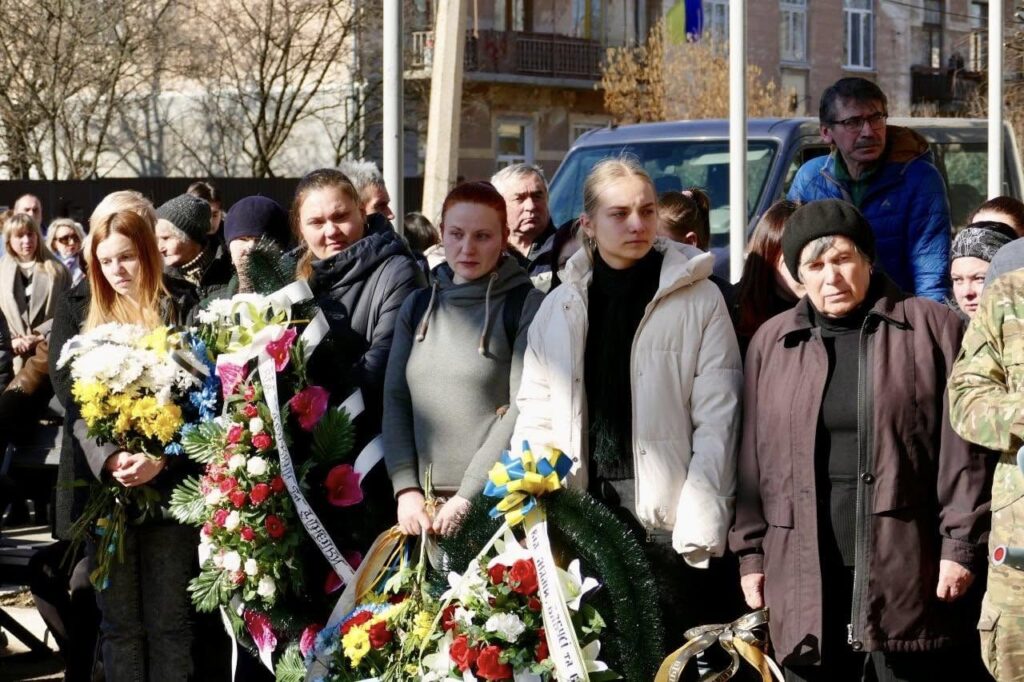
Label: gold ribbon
xmin=655 ymin=609 xmax=784 ymax=682
xmin=483 ymin=441 xmax=573 ymax=526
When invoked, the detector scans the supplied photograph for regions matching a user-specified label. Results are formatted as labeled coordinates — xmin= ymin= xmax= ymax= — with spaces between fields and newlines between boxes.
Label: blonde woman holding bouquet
xmin=49 ymin=195 xmax=199 ymax=682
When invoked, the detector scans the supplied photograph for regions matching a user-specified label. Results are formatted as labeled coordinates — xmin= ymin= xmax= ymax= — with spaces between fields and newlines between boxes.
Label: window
xmin=969 ymin=1 xmax=988 ymax=70
xmin=924 ymin=0 xmax=942 ymax=26
xmin=570 ymin=121 xmax=607 ymax=144
xmin=843 ymin=0 xmax=874 ymax=70
xmin=970 ymin=1 xmax=988 ymax=29
xmin=780 ymin=0 xmax=807 ymax=63
xmin=571 ymin=0 xmax=603 ymax=40
xmin=703 ymin=0 xmax=729 ymax=43
xmin=494 ymin=0 xmax=527 ymax=32
xmin=495 ymin=119 xmax=534 ymax=169
xmin=923 ymin=1 xmax=943 ymax=69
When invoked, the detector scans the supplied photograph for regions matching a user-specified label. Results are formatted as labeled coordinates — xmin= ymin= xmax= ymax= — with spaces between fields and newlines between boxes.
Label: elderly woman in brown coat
xmin=729 ymin=199 xmax=991 ymax=682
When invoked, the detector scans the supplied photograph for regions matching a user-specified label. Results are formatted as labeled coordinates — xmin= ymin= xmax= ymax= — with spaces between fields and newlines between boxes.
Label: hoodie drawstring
xmin=415 ymin=280 xmax=439 ymax=342
xmin=478 ymin=272 xmax=499 ymax=356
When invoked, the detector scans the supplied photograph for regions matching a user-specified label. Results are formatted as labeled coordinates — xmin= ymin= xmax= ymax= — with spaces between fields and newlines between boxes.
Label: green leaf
xmin=274 ymin=645 xmax=306 ymax=682
xmin=188 ymin=568 xmax=233 ymax=613
xmin=169 ymin=476 xmax=207 ymax=525
xmin=245 ymin=239 xmax=293 ymax=295
xmin=311 ymin=407 xmax=355 ymax=464
xmin=184 ymin=421 xmax=227 ymax=464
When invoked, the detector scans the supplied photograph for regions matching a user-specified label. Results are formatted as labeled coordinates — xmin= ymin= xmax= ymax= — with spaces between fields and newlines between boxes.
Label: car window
xmin=549 ymin=140 xmax=777 ymax=249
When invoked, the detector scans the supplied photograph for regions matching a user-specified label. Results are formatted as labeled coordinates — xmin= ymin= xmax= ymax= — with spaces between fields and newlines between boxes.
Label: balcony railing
xmin=910 ymin=65 xmax=983 ymax=109
xmin=409 ymin=29 xmax=604 ymax=81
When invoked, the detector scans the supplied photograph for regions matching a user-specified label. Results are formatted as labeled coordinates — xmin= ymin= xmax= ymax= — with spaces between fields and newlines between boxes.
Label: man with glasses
xmin=788 ymin=77 xmax=952 ymax=301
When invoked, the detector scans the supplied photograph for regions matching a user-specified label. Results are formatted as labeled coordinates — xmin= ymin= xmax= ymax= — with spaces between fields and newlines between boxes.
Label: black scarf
xmin=584 ymin=248 xmax=663 ymax=478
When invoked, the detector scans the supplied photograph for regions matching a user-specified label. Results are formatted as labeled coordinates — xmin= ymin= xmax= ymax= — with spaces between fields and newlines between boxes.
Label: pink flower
xmin=265 ymin=328 xmax=297 ymax=372
xmin=299 ymin=624 xmax=323 ymax=658
xmin=226 ymin=424 xmax=243 ymax=445
xmin=288 ymin=386 xmax=330 ymax=432
xmin=324 ymin=464 xmax=363 ymax=507
xmin=217 ymin=363 xmax=246 ymax=400
xmin=244 ymin=610 xmax=278 ymax=657
xmin=242 ymin=403 xmax=259 ymax=419
xmin=252 ymin=432 xmax=273 ymax=451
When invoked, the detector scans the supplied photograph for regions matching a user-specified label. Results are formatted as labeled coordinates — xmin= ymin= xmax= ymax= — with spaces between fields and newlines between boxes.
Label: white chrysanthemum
xmin=205 ymin=489 xmax=224 ymax=506
xmin=256 ymin=575 xmax=276 ymax=598
xmin=484 ymin=613 xmax=526 ymax=642
xmin=222 ymin=551 xmax=242 ymax=572
xmin=225 ymin=511 xmax=241 ymax=531
xmin=248 ymin=417 xmax=264 ymax=434
xmin=244 ymin=558 xmax=259 ymax=576
xmin=246 ymin=457 xmax=268 ymax=477
xmin=228 ymin=454 xmax=247 ymax=472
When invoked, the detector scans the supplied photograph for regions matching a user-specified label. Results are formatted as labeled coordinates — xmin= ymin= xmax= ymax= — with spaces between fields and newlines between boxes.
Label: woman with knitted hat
xmin=949 ymin=221 xmax=1016 ymax=319
xmin=155 ymin=193 xmax=232 ymax=302
xmin=730 ymin=199 xmax=990 ymax=681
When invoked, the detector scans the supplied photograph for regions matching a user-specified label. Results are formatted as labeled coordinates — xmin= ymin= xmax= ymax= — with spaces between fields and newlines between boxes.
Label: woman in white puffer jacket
xmin=511 ymin=157 xmax=743 ymax=645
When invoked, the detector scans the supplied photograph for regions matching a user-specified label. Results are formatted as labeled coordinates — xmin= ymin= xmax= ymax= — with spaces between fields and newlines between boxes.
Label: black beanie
xmin=224 ymin=196 xmax=290 ymax=249
xmin=157 ymin=194 xmax=211 ymax=245
xmin=781 ymin=199 xmax=876 ymax=280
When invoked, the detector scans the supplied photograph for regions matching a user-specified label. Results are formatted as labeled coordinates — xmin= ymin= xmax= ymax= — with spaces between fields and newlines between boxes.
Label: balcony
xmin=910 ymin=65 xmax=983 ymax=111
xmin=408 ymin=29 xmax=604 ymax=84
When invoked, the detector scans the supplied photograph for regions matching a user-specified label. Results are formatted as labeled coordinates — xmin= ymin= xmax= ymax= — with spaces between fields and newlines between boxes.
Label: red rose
xmin=488 ymin=564 xmax=507 ymax=585
xmin=535 ymin=631 xmax=549 ymax=663
xmin=441 ymin=603 xmax=458 ymax=631
xmin=340 ymin=610 xmax=373 ymax=635
xmin=476 ymin=645 xmax=513 ymax=680
xmin=229 ymin=490 xmax=247 ymax=508
xmin=252 ymin=432 xmax=273 ymax=451
xmin=219 ymin=477 xmax=238 ymax=494
xmin=270 ymin=476 xmax=285 ymax=493
xmin=231 ymin=570 xmax=246 ymax=585
xmin=265 ymin=515 xmax=285 ymax=539
xmin=527 ymin=597 xmax=541 ymax=612
xmin=509 ymin=559 xmax=538 ymax=596
xmin=213 ymin=509 xmax=229 ymax=527
xmin=240 ymin=527 xmax=256 ymax=542
xmin=242 ymin=403 xmax=259 ymax=419
xmin=299 ymin=624 xmax=322 ymax=658
xmin=249 ymin=483 xmax=271 ymax=505
xmin=449 ymin=634 xmax=479 ymax=672
xmin=226 ymin=423 xmax=244 ymax=444
xmin=368 ymin=620 xmax=392 ymax=648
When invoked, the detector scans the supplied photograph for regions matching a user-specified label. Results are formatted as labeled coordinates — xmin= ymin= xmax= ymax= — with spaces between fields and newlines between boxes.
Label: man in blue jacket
xmin=788 ymin=77 xmax=951 ymax=301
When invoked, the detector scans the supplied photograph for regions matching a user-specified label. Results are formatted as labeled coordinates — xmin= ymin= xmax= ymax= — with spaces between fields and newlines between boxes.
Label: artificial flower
xmin=244 ymin=609 xmax=278 ymax=658
xmin=225 ymin=511 xmax=241 ymax=531
xmin=257 ymin=575 xmax=276 ymax=599
xmin=508 ymin=559 xmax=538 ymax=596
xmin=289 ymin=385 xmax=330 ymax=432
xmin=476 ymin=644 xmax=513 ymax=680
xmin=247 ymin=456 xmax=269 ymax=477
xmin=300 ymin=624 xmax=323 ymax=658
xmin=265 ymin=327 xmax=297 ymax=372
xmin=265 ymin=515 xmax=286 ymax=539
xmin=325 ymin=464 xmax=363 ymax=507
xmin=368 ymin=620 xmax=392 ymax=648
xmin=223 ymin=551 xmax=242 ymax=572
xmin=251 ymin=432 xmax=273 ymax=451
xmin=217 ymin=363 xmax=246 ymax=399
xmin=485 ymin=613 xmax=526 ymax=643
xmin=249 ymin=483 xmax=271 ymax=505
xmin=244 ymin=558 xmax=259 ymax=576
xmin=249 ymin=417 xmax=265 ymax=433
xmin=228 ymin=490 xmax=247 ymax=508
xmin=341 ymin=625 xmax=371 ymax=667
xmin=449 ymin=634 xmax=479 ymax=672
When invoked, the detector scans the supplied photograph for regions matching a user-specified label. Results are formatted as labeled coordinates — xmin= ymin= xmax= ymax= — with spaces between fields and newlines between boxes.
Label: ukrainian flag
xmin=666 ymin=0 xmax=704 ymax=43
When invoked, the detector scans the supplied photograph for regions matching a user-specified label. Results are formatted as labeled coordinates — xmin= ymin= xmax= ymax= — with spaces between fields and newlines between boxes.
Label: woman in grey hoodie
xmin=383 ymin=182 xmax=543 ymax=536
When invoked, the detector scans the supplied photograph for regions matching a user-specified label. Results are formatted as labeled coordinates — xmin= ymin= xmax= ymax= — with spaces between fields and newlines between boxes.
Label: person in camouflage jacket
xmin=949 ymin=268 xmax=1024 ymax=680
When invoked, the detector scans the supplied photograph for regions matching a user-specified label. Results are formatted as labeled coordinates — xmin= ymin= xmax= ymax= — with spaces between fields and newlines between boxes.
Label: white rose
xmin=257 ymin=575 xmax=276 ymax=599
xmin=205 ymin=489 xmax=223 ymax=506
xmin=228 ymin=454 xmax=247 ymax=472
xmin=223 ymin=551 xmax=243 ymax=572
xmin=484 ymin=613 xmax=526 ymax=642
xmin=249 ymin=417 xmax=264 ymax=434
xmin=244 ymin=558 xmax=259 ymax=576
xmin=225 ymin=511 xmax=241 ymax=531
xmin=246 ymin=457 xmax=268 ymax=477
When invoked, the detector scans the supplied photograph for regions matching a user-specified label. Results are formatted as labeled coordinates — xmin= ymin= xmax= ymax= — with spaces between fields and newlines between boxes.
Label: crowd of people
xmin=0 ymin=75 xmax=1021 ymax=682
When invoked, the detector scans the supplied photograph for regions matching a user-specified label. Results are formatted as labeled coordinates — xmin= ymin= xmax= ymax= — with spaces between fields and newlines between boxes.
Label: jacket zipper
xmin=848 ymin=315 xmax=873 ymax=651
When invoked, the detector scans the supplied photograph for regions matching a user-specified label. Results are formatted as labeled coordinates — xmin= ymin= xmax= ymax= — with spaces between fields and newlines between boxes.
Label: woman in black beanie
xmin=731 ymin=199 xmax=991 ymax=681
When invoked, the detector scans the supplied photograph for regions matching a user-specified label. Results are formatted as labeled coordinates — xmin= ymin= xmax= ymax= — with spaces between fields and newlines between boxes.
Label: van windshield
xmin=549 ymin=140 xmax=778 ymax=249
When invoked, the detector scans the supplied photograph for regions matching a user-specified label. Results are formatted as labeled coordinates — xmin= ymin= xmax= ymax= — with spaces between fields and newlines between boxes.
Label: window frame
xmin=495 ymin=117 xmax=535 ymax=170
xmin=843 ymin=0 xmax=875 ymax=71
xmin=703 ymin=0 xmax=729 ymax=44
xmin=780 ymin=0 xmax=808 ymax=65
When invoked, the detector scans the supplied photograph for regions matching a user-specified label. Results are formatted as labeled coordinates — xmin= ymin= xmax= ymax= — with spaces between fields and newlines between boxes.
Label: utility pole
xmin=729 ymin=0 xmax=747 ymax=282
xmin=383 ymin=0 xmax=404 ymax=228
xmin=988 ymin=0 xmax=1004 ymax=198
xmin=421 ymin=0 xmax=467 ymax=222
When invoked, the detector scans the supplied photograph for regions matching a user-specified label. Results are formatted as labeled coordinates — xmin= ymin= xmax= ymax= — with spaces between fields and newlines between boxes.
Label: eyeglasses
xmin=828 ymin=112 xmax=888 ymax=132
xmin=56 ymin=234 xmax=80 ymax=245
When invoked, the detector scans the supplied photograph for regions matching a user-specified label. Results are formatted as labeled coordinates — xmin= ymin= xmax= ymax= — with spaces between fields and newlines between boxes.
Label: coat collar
xmin=777 ymin=273 xmax=911 ymax=341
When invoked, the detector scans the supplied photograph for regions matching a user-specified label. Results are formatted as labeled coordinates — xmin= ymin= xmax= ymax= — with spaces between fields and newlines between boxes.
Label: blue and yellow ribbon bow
xmin=483 ymin=441 xmax=573 ymax=526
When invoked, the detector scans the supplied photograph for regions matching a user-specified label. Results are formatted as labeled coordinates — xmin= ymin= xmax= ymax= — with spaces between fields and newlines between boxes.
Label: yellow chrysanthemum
xmin=72 ymin=381 xmax=108 ymax=405
xmin=139 ymin=326 xmax=171 ymax=355
xmin=80 ymin=400 xmax=107 ymax=426
xmin=148 ymin=404 xmax=182 ymax=443
xmin=342 ymin=625 xmax=371 ymax=666
xmin=411 ymin=610 xmax=433 ymax=643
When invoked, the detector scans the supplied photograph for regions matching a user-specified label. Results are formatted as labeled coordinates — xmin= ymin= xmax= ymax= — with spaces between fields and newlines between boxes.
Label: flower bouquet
xmin=170 ymin=289 xmax=369 ymax=667
xmin=56 ymin=323 xmax=200 ymax=589
xmin=305 ymin=531 xmax=439 ymax=682
xmin=420 ymin=527 xmax=609 ymax=682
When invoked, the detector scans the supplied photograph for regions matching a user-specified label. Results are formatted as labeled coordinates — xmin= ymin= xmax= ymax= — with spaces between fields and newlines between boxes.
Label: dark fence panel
xmin=0 ymin=177 xmax=425 ymax=230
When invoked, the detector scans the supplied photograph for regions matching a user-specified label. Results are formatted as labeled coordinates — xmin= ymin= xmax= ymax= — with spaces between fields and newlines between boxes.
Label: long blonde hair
xmin=3 ymin=212 xmax=65 ymax=280
xmin=84 ymin=211 xmax=167 ymax=330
